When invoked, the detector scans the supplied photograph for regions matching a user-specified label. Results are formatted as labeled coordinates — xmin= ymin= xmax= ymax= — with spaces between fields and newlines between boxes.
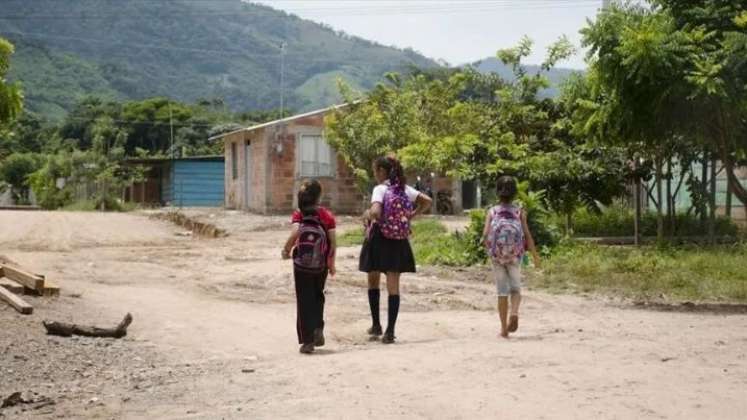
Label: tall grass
xmin=535 ymin=242 xmax=747 ymax=302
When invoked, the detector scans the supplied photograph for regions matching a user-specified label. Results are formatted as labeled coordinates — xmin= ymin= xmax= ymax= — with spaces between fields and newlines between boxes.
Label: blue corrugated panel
xmin=170 ymin=160 xmax=225 ymax=207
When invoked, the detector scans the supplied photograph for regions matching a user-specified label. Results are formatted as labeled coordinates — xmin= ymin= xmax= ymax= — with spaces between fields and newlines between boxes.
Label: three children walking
xmin=283 ymin=157 xmax=539 ymax=354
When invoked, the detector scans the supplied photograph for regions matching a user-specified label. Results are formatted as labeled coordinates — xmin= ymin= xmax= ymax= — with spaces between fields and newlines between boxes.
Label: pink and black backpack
xmin=293 ymin=214 xmax=329 ymax=273
xmin=379 ymin=185 xmax=414 ymax=240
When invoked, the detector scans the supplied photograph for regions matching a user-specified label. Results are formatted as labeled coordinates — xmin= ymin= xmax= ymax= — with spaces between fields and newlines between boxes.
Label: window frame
xmin=297 ymin=132 xmax=335 ymax=179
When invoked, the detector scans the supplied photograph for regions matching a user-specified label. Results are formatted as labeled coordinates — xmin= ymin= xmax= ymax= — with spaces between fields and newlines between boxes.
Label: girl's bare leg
xmin=498 ymin=297 xmax=509 ymax=338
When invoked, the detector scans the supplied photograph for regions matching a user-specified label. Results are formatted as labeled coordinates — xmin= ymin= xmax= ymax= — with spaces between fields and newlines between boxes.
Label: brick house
xmin=210 ymin=106 xmax=364 ymax=214
xmin=211 ymin=105 xmax=473 ymax=215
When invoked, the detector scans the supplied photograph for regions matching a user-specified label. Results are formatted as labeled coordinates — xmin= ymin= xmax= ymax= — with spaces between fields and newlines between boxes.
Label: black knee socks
xmin=387 ymin=295 xmax=400 ymax=335
xmin=368 ymin=289 xmax=381 ymax=327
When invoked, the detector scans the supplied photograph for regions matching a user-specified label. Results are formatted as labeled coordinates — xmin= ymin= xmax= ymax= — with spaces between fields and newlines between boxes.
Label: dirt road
xmin=1 ymin=210 xmax=745 ymax=419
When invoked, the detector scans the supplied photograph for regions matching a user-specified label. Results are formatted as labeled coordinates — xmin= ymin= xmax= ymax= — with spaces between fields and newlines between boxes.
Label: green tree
xmin=325 ymin=75 xmax=425 ymax=193
xmin=0 ymin=152 xmax=40 ymax=203
xmin=0 ymin=37 xmax=23 ymax=126
xmin=580 ymin=2 xmax=747 ymax=241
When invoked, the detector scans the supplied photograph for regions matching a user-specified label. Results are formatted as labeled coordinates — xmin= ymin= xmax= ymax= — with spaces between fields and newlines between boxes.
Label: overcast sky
xmin=253 ymin=0 xmax=606 ymax=69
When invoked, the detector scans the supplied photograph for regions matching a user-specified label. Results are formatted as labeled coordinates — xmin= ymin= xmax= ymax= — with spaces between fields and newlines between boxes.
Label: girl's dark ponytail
xmin=297 ymin=179 xmax=322 ymax=216
xmin=375 ymin=155 xmax=407 ymax=191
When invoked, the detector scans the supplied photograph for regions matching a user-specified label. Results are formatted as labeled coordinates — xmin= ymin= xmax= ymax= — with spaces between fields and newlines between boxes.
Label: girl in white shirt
xmin=360 ymin=156 xmax=432 ymax=344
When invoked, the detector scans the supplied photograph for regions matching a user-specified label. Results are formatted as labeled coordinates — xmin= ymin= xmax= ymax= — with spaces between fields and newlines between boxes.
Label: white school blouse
xmin=371 ymin=182 xmax=420 ymax=204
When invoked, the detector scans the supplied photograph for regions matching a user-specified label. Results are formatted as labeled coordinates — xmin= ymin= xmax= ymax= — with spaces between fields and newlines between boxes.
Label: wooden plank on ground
xmin=27 ymin=280 xmax=60 ymax=297
xmin=1 ymin=264 xmax=45 ymax=292
xmin=0 ymin=277 xmax=25 ymax=294
xmin=0 ymin=286 xmax=33 ymax=314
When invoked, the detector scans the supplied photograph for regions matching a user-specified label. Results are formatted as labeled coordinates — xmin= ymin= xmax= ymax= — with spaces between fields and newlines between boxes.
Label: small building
xmin=124 ymin=156 xmax=225 ymax=207
xmin=211 ymin=105 xmax=473 ymax=215
xmin=210 ymin=106 xmax=364 ymax=214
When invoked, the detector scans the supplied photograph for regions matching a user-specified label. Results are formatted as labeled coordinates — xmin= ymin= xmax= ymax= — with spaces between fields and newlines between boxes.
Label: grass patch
xmin=338 ymin=220 xmax=477 ymax=266
xmin=62 ymin=199 xmax=139 ymax=212
xmin=535 ymin=242 xmax=747 ymax=302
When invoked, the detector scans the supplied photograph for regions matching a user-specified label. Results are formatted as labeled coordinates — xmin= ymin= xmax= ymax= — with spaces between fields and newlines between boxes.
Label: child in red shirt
xmin=282 ymin=180 xmax=337 ymax=354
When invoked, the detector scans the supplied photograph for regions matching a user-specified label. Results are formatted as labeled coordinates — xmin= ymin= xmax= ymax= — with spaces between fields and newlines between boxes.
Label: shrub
xmin=28 ymin=152 xmax=74 ymax=209
xmin=567 ymin=202 xmax=740 ymax=237
xmin=0 ymin=152 xmax=42 ymax=204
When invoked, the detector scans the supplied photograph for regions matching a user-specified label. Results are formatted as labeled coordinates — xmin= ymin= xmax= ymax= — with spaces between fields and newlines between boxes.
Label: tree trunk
xmin=655 ymin=158 xmax=664 ymax=243
xmin=725 ymin=182 xmax=733 ymax=218
xmin=700 ymin=154 xmax=709 ymax=224
xmin=634 ymin=174 xmax=642 ymax=246
xmin=714 ymin=109 xmax=747 ymax=214
xmin=666 ymin=158 xmax=673 ymax=237
xmin=565 ymin=212 xmax=573 ymax=237
xmin=708 ymin=154 xmax=717 ymax=244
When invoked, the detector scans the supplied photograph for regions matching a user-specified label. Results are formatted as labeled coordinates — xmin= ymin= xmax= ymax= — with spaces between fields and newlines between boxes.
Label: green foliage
xmin=28 ymin=151 xmax=73 ymax=209
xmin=0 ymin=37 xmax=23 ymax=125
xmin=579 ymin=1 xmax=747 ymax=218
xmin=555 ymin=202 xmax=740 ymax=238
xmin=2 ymin=0 xmax=436 ymax=116
xmin=0 ymin=152 xmax=40 ymax=203
xmin=28 ymin=115 xmax=149 ymax=210
xmin=536 ymin=242 xmax=747 ymax=302
xmin=328 ymin=36 xmax=627 ymax=228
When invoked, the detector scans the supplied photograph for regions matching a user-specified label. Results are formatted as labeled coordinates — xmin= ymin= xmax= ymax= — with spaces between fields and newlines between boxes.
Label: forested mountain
xmin=1 ymin=0 xmax=437 ymax=119
xmin=472 ymin=57 xmax=581 ymax=97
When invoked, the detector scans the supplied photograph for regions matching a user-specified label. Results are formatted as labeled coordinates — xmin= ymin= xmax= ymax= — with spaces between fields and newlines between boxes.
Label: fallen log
xmin=43 ymin=313 xmax=133 ymax=338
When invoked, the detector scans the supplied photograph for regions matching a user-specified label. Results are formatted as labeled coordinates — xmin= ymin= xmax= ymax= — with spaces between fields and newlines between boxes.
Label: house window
xmin=231 ymin=142 xmax=238 ymax=180
xmin=299 ymin=134 xmax=333 ymax=177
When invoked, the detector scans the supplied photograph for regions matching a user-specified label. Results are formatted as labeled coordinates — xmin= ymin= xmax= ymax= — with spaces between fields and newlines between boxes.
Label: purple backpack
xmin=293 ymin=214 xmax=329 ymax=273
xmin=487 ymin=204 xmax=524 ymax=264
xmin=379 ymin=185 xmax=414 ymax=240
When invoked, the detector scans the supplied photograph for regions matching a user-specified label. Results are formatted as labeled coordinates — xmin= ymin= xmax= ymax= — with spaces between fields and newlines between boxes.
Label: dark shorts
xmin=358 ymin=224 xmax=416 ymax=274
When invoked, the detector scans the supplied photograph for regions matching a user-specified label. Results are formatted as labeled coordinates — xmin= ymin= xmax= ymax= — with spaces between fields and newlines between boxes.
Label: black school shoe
xmin=367 ymin=324 xmax=383 ymax=336
xmin=381 ymin=331 xmax=395 ymax=344
xmin=313 ymin=329 xmax=325 ymax=347
xmin=299 ymin=343 xmax=315 ymax=354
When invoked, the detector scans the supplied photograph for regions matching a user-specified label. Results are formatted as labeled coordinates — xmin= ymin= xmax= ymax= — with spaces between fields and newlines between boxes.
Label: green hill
xmin=1 ymin=0 xmax=437 ymax=119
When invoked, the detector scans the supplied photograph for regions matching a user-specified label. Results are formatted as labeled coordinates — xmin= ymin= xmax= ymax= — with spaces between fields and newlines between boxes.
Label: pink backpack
xmin=487 ymin=204 xmax=524 ymax=264
xmin=379 ymin=185 xmax=414 ymax=240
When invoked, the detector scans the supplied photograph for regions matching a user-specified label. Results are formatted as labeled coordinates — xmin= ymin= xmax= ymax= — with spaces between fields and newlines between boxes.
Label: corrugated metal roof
xmin=208 ymin=102 xmax=355 ymax=141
